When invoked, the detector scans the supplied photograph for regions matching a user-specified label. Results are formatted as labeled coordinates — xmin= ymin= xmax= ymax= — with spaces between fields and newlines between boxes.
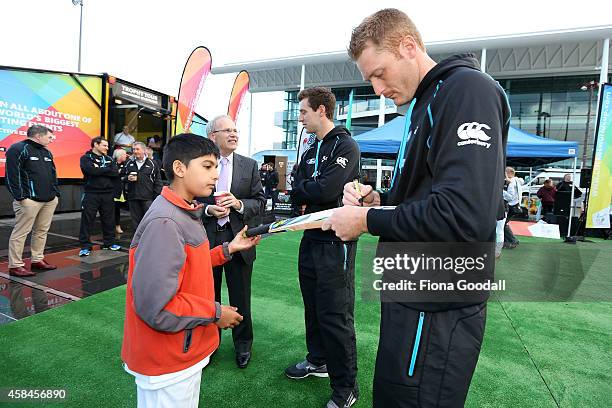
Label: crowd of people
xmin=498 ymin=166 xmax=584 ymax=253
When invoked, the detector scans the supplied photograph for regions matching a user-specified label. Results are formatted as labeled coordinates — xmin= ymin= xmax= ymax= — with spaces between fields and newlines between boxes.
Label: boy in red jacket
xmin=121 ymin=134 xmax=260 ymax=407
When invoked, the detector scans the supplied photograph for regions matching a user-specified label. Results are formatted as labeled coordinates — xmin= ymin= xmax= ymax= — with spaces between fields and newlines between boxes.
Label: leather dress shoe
xmin=9 ymin=267 xmax=36 ymax=277
xmin=30 ymin=260 xmax=57 ymax=271
xmin=236 ymin=352 xmax=251 ymax=368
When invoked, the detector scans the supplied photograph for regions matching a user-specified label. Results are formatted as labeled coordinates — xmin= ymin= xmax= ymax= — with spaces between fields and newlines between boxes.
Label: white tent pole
xmin=567 ymin=156 xmax=578 ymax=237
xmin=480 ymin=48 xmax=487 ymax=72
xmin=297 ymin=64 xmax=306 ymax=143
xmin=378 ymin=95 xmax=386 ymax=127
xmin=600 ymin=38 xmax=609 ymax=85
xmin=248 ymin=92 xmax=253 ymax=156
xmin=529 ymin=166 xmax=533 ymax=201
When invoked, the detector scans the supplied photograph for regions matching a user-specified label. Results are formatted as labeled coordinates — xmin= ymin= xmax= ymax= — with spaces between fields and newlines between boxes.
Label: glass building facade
xmin=282 ymin=90 xmax=300 ymax=149
xmin=500 ymin=74 xmax=605 ymax=167
xmin=282 ymin=73 xmax=610 ymax=168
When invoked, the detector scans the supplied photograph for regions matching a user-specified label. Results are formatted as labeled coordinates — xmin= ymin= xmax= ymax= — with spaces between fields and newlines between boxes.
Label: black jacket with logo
xmin=292 ymin=126 xmax=360 ymax=241
xmin=80 ymin=150 xmax=119 ymax=194
xmin=366 ymin=54 xmax=510 ymax=311
xmin=5 ymin=139 xmax=59 ymax=202
xmin=121 ymin=157 xmax=163 ymax=201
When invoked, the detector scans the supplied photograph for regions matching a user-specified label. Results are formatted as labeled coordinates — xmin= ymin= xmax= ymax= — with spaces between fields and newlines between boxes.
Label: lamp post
xmin=72 ymin=0 xmax=84 ymax=72
xmin=540 ymin=111 xmax=551 ymax=138
xmin=580 ymin=80 xmax=598 ymax=167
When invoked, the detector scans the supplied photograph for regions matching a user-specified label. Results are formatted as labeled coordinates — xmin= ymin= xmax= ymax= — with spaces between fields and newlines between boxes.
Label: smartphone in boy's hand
xmin=215 ymin=305 xmax=243 ymax=329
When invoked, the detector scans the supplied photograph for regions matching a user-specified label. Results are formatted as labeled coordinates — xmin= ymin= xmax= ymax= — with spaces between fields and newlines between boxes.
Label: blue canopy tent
xmin=353 ymin=116 xmax=578 ymax=167
xmin=354 ymin=116 xmax=582 ymax=237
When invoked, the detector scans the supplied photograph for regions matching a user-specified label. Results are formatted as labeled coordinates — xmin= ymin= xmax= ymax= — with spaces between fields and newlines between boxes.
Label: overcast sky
xmin=3 ymin=0 xmax=611 ymax=154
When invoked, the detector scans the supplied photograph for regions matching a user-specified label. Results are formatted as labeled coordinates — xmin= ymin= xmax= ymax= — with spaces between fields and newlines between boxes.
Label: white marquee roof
xmin=213 ymin=26 xmax=612 ymax=92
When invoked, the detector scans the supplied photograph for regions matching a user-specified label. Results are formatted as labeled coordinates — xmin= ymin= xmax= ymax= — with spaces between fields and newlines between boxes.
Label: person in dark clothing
xmin=112 ymin=148 xmax=128 ymax=234
xmin=284 ymin=87 xmax=361 ymax=408
xmin=265 ymin=163 xmax=280 ymax=211
xmin=78 ymin=137 xmax=121 ymax=256
xmin=122 ymin=141 xmax=163 ymax=230
xmin=5 ymin=125 xmax=60 ymax=277
xmin=146 ymin=146 xmax=165 ymax=180
xmin=556 ymin=174 xmax=582 ymax=199
xmin=537 ymin=179 xmax=556 ymax=215
xmin=289 ymin=163 xmax=303 ymax=217
xmin=325 ymin=9 xmax=510 ymax=408
xmin=259 ymin=163 xmax=269 ymax=190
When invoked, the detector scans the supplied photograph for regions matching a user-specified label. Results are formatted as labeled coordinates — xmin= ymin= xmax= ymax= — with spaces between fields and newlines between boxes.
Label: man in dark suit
xmin=201 ymin=115 xmax=265 ymax=369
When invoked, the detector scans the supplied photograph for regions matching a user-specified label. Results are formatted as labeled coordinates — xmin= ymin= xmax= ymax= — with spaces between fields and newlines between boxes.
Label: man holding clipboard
xmin=323 ymin=9 xmax=509 ymax=408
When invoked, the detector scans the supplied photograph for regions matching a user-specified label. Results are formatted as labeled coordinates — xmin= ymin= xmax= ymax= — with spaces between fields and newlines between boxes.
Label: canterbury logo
xmin=457 ymin=122 xmax=492 ymax=148
xmin=336 ymin=157 xmax=348 ymax=168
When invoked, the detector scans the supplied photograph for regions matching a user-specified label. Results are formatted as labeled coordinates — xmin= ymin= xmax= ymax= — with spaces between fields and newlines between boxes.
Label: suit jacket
xmin=201 ymin=153 xmax=265 ymax=264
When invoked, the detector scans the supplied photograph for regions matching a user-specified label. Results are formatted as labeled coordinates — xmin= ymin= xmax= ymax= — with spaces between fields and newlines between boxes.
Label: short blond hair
xmin=348 ymin=8 xmax=425 ymax=60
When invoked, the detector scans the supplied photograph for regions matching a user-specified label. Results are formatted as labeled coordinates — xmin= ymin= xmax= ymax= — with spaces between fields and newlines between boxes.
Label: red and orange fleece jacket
xmin=122 ymin=186 xmax=231 ymax=376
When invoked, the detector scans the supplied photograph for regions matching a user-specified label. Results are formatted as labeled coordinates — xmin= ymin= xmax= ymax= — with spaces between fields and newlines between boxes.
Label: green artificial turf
xmin=1 ymin=234 xmax=611 ymax=407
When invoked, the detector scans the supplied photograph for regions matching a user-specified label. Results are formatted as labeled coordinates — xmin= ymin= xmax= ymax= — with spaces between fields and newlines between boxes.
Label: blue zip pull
xmin=390 ymin=98 xmax=417 ymax=188
xmin=312 ymin=139 xmax=322 ymax=179
xmin=408 ymin=312 xmax=425 ymax=376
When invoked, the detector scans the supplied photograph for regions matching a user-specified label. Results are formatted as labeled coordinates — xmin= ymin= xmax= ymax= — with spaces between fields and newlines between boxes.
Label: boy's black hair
xmin=163 ymin=133 xmax=220 ymax=181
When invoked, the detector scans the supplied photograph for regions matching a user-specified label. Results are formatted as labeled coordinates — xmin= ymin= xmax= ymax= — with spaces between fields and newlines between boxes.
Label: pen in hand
xmin=353 ymin=179 xmax=364 ymax=206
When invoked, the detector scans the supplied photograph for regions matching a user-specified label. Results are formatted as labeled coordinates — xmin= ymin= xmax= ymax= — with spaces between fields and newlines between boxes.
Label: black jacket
xmin=200 ymin=153 xmax=266 ymax=264
xmin=556 ymin=181 xmax=582 ymax=199
xmin=266 ymin=170 xmax=279 ymax=190
xmin=5 ymin=139 xmax=59 ymax=202
xmin=259 ymin=169 xmax=268 ymax=187
xmin=292 ymin=126 xmax=360 ymax=241
xmin=121 ymin=157 xmax=163 ymax=201
xmin=366 ymin=54 xmax=510 ymax=311
xmin=80 ymin=150 xmax=119 ymax=194
xmin=114 ymin=162 xmax=127 ymax=199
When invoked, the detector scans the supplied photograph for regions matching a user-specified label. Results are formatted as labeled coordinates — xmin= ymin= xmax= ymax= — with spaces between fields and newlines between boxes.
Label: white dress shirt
xmin=205 ymin=152 xmax=244 ymax=215
xmin=114 ymin=132 xmax=135 ymax=146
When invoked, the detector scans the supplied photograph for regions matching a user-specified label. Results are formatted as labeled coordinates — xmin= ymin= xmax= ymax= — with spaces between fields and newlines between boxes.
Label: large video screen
xmin=0 ymin=69 xmax=102 ymax=178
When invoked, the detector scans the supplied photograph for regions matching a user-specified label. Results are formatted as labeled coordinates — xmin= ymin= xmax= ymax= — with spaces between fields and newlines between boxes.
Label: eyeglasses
xmin=212 ymin=128 xmax=239 ymax=134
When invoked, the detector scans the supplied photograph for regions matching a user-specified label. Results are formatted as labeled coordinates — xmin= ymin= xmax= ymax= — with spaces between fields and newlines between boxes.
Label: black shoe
xmin=326 ymin=390 xmax=358 ymax=408
xmin=236 ymin=352 xmax=251 ymax=368
xmin=285 ymin=359 xmax=328 ymax=379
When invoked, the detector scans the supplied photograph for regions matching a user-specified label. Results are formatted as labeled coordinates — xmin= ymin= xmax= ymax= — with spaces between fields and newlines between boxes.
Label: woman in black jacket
xmin=112 ymin=148 xmax=128 ymax=234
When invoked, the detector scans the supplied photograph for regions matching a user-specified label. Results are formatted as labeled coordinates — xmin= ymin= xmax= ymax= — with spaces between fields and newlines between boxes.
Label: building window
xmin=500 ymin=75 xmax=599 ymax=167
